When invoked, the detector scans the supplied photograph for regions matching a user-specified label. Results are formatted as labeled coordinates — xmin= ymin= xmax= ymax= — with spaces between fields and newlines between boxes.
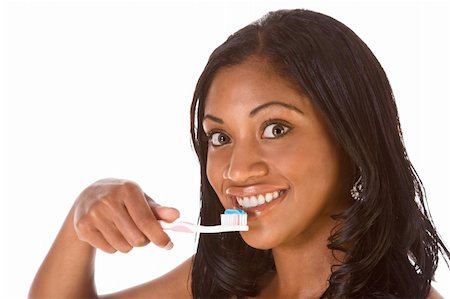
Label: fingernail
xmin=163 ymin=241 xmax=174 ymax=250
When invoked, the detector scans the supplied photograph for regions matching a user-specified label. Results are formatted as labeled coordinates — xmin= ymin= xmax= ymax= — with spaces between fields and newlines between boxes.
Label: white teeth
xmin=250 ymin=196 xmax=258 ymax=207
xmin=257 ymin=194 xmax=265 ymax=205
xmin=236 ymin=190 xmax=284 ymax=208
xmin=272 ymin=191 xmax=279 ymax=199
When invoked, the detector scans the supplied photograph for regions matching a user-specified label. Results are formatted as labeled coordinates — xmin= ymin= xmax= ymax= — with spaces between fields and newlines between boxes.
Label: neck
xmin=267 ymin=216 xmax=343 ymax=298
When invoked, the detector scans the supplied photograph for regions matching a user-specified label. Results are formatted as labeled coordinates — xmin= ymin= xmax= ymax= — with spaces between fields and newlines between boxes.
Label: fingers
xmin=111 ymin=203 xmax=150 ymax=248
xmin=74 ymin=179 xmax=178 ymax=254
xmin=152 ymin=206 xmax=181 ymax=223
xmin=75 ymin=217 xmax=118 ymax=254
xmin=97 ymin=220 xmax=133 ymax=253
xmin=145 ymin=193 xmax=180 ymax=222
xmin=124 ymin=194 xmax=173 ymax=249
xmin=83 ymin=229 xmax=117 ymax=254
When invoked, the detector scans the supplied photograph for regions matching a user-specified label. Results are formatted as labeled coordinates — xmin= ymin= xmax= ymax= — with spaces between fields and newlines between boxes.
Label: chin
xmin=240 ymin=231 xmax=279 ymax=250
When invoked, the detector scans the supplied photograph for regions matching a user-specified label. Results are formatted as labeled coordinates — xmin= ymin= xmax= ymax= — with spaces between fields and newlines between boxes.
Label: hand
xmin=73 ymin=178 xmax=179 ymax=253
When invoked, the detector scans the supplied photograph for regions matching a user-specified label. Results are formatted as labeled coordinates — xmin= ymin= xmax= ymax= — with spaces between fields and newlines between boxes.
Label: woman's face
xmin=203 ymin=58 xmax=352 ymax=249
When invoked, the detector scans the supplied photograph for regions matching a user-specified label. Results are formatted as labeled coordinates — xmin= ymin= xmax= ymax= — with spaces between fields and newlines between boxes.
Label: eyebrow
xmin=203 ymin=101 xmax=304 ymax=124
xmin=249 ymin=101 xmax=304 ymax=117
xmin=203 ymin=114 xmax=224 ymax=124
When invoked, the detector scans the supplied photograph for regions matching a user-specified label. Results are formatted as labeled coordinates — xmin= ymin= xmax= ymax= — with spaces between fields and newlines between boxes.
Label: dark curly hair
xmin=189 ymin=9 xmax=449 ymax=298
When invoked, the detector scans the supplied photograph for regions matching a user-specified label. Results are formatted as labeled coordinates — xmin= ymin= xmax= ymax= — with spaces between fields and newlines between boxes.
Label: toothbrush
xmin=160 ymin=209 xmax=249 ymax=233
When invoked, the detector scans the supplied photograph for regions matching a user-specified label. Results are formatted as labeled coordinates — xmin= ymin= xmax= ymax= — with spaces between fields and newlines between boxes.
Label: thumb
xmin=152 ymin=206 xmax=180 ymax=222
xmin=144 ymin=193 xmax=180 ymax=222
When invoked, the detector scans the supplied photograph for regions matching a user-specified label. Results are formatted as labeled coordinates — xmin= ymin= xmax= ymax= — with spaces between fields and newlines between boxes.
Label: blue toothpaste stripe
xmin=224 ymin=208 xmax=246 ymax=214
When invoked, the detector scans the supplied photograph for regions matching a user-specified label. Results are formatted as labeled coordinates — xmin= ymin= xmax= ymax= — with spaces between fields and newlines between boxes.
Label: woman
xmin=29 ymin=9 xmax=448 ymax=298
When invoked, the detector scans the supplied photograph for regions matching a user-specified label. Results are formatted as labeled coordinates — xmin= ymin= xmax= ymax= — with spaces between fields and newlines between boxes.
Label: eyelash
xmin=261 ymin=119 xmax=293 ymax=138
xmin=205 ymin=119 xmax=293 ymax=147
xmin=205 ymin=129 xmax=229 ymax=147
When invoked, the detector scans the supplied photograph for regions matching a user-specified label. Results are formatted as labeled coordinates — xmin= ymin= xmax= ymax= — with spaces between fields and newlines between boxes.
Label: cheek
xmin=206 ymin=151 xmax=226 ymax=199
xmin=268 ymin=135 xmax=345 ymax=211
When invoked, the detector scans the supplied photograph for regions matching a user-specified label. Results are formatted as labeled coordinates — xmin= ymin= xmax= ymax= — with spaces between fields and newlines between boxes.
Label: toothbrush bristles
xmin=220 ymin=213 xmax=247 ymax=226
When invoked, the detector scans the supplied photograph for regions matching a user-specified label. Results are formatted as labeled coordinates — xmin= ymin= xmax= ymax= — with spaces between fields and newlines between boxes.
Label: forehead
xmin=204 ymin=58 xmax=309 ymax=114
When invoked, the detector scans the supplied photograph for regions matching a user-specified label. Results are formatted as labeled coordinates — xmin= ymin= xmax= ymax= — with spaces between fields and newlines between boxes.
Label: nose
xmin=223 ymin=141 xmax=269 ymax=183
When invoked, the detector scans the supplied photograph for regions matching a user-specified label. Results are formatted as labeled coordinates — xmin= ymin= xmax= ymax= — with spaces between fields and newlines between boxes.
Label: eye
xmin=208 ymin=131 xmax=231 ymax=146
xmin=262 ymin=122 xmax=291 ymax=139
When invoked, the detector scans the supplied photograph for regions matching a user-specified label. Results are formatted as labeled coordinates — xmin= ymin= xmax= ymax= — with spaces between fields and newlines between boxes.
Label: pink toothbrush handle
xmin=159 ymin=221 xmax=249 ymax=233
xmin=159 ymin=221 xmax=196 ymax=233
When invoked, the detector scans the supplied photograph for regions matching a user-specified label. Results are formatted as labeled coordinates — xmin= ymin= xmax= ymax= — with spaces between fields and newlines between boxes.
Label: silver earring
xmin=351 ymin=176 xmax=364 ymax=201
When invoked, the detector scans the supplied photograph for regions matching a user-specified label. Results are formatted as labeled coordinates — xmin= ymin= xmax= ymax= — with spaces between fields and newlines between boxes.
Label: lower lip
xmin=239 ymin=190 xmax=288 ymax=219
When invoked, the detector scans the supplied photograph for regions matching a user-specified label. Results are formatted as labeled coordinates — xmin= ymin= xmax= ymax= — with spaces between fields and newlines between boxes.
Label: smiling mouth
xmin=235 ymin=190 xmax=287 ymax=209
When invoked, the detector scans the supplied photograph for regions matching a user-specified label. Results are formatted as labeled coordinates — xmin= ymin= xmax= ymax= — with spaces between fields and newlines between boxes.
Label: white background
xmin=1 ymin=0 xmax=449 ymax=297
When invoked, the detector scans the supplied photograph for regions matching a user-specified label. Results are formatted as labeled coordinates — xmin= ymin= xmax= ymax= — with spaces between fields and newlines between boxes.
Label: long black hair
xmin=189 ymin=9 xmax=449 ymax=298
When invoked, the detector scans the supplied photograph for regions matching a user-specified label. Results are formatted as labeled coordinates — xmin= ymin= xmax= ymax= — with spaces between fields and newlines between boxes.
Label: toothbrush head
xmin=220 ymin=209 xmax=247 ymax=226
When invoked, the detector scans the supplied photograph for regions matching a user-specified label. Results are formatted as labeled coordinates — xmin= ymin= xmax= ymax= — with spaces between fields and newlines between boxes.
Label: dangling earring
xmin=351 ymin=175 xmax=364 ymax=201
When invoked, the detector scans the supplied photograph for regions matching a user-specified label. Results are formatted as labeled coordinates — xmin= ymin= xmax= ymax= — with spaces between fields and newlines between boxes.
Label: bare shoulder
xmin=99 ymin=255 xmax=193 ymax=299
xmin=427 ymin=286 xmax=444 ymax=299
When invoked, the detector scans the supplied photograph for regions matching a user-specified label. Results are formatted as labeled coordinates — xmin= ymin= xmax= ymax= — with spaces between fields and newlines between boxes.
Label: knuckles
xmin=114 ymin=180 xmax=143 ymax=201
xmin=74 ymin=178 xmax=157 ymax=253
xmin=74 ymin=216 xmax=96 ymax=237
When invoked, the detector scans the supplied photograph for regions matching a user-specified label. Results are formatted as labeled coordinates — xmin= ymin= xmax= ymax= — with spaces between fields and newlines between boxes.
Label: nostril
xmin=223 ymin=160 xmax=269 ymax=182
